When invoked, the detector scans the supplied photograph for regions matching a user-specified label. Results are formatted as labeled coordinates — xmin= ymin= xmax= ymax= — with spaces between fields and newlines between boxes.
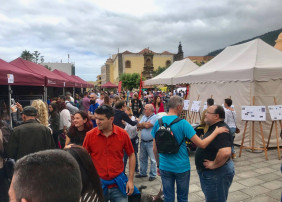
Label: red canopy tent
xmin=10 ymin=58 xmax=69 ymax=87
xmin=101 ymin=81 xmax=118 ymax=88
xmin=71 ymin=75 xmax=92 ymax=88
xmin=52 ymin=69 xmax=81 ymax=88
xmin=0 ymin=59 xmax=44 ymax=86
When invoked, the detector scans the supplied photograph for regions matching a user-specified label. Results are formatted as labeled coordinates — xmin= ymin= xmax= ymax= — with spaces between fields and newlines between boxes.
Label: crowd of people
xmin=0 ymin=88 xmax=238 ymax=202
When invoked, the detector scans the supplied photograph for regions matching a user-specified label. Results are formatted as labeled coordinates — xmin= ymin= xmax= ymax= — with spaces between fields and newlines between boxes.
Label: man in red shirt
xmin=83 ymin=105 xmax=136 ymax=201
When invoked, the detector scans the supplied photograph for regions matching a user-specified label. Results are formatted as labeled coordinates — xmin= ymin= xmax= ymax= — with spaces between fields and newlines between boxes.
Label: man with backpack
xmin=151 ymin=96 xmax=228 ymax=202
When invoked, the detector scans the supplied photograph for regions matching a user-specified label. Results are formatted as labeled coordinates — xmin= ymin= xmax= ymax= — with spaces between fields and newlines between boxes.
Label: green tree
xmin=40 ymin=56 xmax=44 ymax=63
xmin=120 ymin=73 xmax=144 ymax=91
xmin=44 ymin=65 xmax=51 ymax=70
xmin=32 ymin=50 xmax=40 ymax=64
xmin=152 ymin=66 xmax=168 ymax=77
xmin=20 ymin=50 xmax=34 ymax=61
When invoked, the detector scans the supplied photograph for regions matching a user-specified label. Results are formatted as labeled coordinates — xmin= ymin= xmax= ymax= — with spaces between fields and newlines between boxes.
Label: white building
xmin=41 ymin=62 xmax=74 ymax=75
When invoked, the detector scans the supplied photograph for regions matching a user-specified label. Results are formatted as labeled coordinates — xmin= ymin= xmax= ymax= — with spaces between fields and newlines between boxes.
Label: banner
xmin=138 ymin=73 xmax=142 ymax=99
xmin=118 ymin=81 xmax=122 ymax=92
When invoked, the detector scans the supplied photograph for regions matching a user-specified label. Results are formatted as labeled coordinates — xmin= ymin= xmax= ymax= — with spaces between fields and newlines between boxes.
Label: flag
xmin=138 ymin=73 xmax=143 ymax=99
xmin=118 ymin=81 xmax=122 ymax=92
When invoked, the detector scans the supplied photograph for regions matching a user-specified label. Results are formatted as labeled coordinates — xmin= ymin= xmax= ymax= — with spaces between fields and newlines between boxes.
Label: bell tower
xmin=142 ymin=50 xmax=154 ymax=79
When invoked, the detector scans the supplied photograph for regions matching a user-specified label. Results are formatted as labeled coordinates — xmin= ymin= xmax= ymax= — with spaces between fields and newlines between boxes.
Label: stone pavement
xmin=128 ymin=146 xmax=282 ymax=201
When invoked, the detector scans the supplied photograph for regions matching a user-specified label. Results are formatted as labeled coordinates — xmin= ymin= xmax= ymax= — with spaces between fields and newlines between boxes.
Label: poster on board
xmin=191 ymin=101 xmax=201 ymax=112
xmin=183 ymin=100 xmax=190 ymax=110
xmin=241 ymin=106 xmax=266 ymax=121
xmin=268 ymin=105 xmax=282 ymax=121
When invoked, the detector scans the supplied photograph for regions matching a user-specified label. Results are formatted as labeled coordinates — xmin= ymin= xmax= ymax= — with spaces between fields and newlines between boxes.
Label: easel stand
xmin=191 ymin=111 xmax=201 ymax=124
xmin=266 ymin=120 xmax=282 ymax=159
xmin=239 ymin=121 xmax=268 ymax=160
xmin=266 ymin=97 xmax=282 ymax=159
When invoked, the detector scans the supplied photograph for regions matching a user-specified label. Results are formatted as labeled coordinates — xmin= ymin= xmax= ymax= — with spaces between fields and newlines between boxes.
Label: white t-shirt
xmin=125 ymin=116 xmax=138 ymax=139
xmin=224 ymin=109 xmax=236 ymax=128
xmin=59 ymin=109 xmax=71 ymax=130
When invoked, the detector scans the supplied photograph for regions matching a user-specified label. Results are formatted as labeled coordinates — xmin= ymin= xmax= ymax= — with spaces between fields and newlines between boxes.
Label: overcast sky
xmin=1 ymin=0 xmax=282 ymax=81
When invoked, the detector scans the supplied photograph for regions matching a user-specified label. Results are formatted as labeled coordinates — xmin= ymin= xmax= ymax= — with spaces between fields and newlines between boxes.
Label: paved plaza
xmin=130 ymin=145 xmax=282 ymax=202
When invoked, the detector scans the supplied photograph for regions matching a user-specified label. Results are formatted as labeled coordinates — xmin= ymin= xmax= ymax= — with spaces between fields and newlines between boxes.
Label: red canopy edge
xmin=0 ymin=58 xmax=44 ymax=86
xmin=10 ymin=58 xmax=68 ymax=87
xmin=101 ymin=81 xmax=118 ymax=88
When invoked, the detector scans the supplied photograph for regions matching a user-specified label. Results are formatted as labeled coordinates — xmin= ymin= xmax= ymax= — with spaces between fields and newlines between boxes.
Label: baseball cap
xmin=22 ymin=106 xmax=38 ymax=116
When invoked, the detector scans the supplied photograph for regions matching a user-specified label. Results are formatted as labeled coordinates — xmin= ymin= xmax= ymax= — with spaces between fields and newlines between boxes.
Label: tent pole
xmin=44 ymin=86 xmax=47 ymax=103
xmin=8 ymin=85 xmax=12 ymax=128
xmin=73 ymin=87 xmax=75 ymax=98
xmin=63 ymin=87 xmax=65 ymax=95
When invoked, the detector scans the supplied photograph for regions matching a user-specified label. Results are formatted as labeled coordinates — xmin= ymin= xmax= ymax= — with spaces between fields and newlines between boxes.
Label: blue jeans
xmin=197 ymin=160 xmax=235 ymax=202
xmin=139 ymin=141 xmax=156 ymax=177
xmin=160 ymin=169 xmax=191 ymax=202
xmin=229 ymin=127 xmax=236 ymax=154
xmin=104 ymin=187 xmax=128 ymax=202
xmin=123 ymin=137 xmax=139 ymax=172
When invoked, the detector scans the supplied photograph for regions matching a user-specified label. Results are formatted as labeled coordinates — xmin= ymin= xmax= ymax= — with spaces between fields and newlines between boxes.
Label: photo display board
xmin=241 ymin=106 xmax=266 ymax=121
xmin=183 ymin=100 xmax=190 ymax=110
xmin=268 ymin=105 xmax=282 ymax=121
xmin=191 ymin=101 xmax=201 ymax=112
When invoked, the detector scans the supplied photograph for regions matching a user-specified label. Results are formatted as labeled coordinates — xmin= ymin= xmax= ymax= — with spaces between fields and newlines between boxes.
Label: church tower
xmin=174 ymin=42 xmax=184 ymax=61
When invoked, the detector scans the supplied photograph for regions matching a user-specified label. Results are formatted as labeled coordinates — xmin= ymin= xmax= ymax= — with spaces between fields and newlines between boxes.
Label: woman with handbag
xmin=224 ymin=98 xmax=237 ymax=159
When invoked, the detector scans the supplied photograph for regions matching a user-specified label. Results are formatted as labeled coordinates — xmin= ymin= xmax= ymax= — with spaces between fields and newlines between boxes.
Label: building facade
xmin=274 ymin=32 xmax=282 ymax=51
xmin=41 ymin=62 xmax=74 ymax=75
xmin=101 ymin=43 xmax=184 ymax=85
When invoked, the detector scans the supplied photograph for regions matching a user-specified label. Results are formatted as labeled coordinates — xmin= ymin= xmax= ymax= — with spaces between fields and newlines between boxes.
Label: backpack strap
xmin=158 ymin=118 xmax=164 ymax=127
xmin=168 ymin=117 xmax=182 ymax=127
xmin=169 ymin=117 xmax=185 ymax=146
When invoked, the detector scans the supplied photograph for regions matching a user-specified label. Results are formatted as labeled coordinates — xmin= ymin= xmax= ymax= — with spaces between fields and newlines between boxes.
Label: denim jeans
xmin=229 ymin=127 xmax=236 ymax=154
xmin=104 ymin=187 xmax=128 ymax=202
xmin=160 ymin=169 xmax=191 ymax=202
xmin=197 ymin=160 xmax=235 ymax=202
xmin=123 ymin=137 xmax=139 ymax=172
xmin=139 ymin=141 xmax=156 ymax=177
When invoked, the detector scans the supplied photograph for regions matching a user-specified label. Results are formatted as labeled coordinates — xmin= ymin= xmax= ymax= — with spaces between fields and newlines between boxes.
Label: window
xmin=125 ymin=60 xmax=131 ymax=68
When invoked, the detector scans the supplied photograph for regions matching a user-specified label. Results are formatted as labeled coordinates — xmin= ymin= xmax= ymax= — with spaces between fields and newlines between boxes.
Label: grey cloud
xmin=0 ymin=0 xmax=282 ymax=81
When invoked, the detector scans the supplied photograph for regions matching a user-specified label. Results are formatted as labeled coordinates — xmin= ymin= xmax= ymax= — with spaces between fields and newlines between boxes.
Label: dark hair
xmin=224 ymin=98 xmax=232 ymax=107
xmin=49 ymin=102 xmax=59 ymax=118
xmin=103 ymin=95 xmax=110 ymax=105
xmin=115 ymin=100 xmax=125 ymax=110
xmin=83 ymin=92 xmax=88 ymax=97
xmin=95 ymin=105 xmax=114 ymax=119
xmin=214 ymin=105 xmax=225 ymax=119
xmin=65 ymin=145 xmax=105 ymax=202
xmin=68 ymin=111 xmax=93 ymax=137
xmin=56 ymin=101 xmax=66 ymax=112
xmin=153 ymin=95 xmax=161 ymax=107
xmin=59 ymin=95 xmax=66 ymax=101
xmin=13 ymin=150 xmax=82 ymax=202
xmin=207 ymin=98 xmax=214 ymax=106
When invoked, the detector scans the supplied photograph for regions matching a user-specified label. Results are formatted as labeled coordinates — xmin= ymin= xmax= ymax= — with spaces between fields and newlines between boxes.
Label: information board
xmin=183 ymin=100 xmax=190 ymax=110
xmin=241 ymin=106 xmax=266 ymax=121
xmin=191 ymin=101 xmax=201 ymax=112
xmin=268 ymin=105 xmax=282 ymax=121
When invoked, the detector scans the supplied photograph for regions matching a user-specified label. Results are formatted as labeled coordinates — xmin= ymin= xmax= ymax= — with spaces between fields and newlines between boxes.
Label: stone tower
xmin=174 ymin=42 xmax=184 ymax=61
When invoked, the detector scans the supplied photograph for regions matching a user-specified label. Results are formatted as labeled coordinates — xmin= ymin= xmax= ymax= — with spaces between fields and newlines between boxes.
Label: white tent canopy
xmin=144 ymin=58 xmax=198 ymax=85
xmin=179 ymin=39 xmax=282 ymax=148
xmin=175 ymin=39 xmax=282 ymax=84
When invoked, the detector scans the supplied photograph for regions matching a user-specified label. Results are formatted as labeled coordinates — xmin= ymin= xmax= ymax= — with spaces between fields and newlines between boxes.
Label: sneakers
xmin=232 ymin=153 xmax=236 ymax=159
xmin=135 ymin=174 xmax=147 ymax=178
xmin=149 ymin=177 xmax=156 ymax=181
